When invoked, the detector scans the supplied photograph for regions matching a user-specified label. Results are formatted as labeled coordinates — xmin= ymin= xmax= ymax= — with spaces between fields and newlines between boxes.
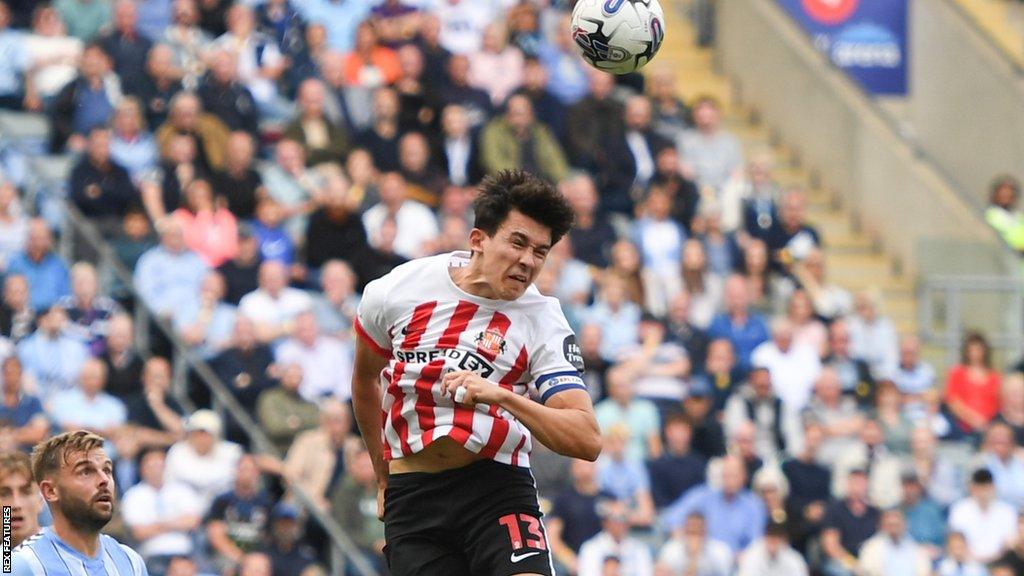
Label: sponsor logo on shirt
xmin=393 ymin=348 xmax=497 ymax=378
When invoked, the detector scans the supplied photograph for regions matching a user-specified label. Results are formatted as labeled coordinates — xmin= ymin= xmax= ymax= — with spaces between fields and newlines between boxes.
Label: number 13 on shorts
xmin=498 ymin=513 xmax=548 ymax=551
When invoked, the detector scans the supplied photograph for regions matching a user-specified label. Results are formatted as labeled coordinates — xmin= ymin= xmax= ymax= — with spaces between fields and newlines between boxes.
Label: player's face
xmin=0 ymin=472 xmax=41 ymax=544
xmin=53 ymin=448 xmax=115 ymax=532
xmin=473 ymin=210 xmax=552 ymax=300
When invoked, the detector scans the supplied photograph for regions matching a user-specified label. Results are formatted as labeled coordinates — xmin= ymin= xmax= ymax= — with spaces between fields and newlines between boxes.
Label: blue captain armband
xmin=537 ymin=371 xmax=587 ymax=403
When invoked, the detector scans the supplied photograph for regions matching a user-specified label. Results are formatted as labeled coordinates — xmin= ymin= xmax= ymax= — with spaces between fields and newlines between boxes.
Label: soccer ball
xmin=570 ymin=0 xmax=666 ymax=75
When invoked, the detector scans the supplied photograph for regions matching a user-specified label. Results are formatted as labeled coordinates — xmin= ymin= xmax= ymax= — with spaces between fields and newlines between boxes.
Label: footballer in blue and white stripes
xmin=9 ymin=431 xmax=147 ymax=576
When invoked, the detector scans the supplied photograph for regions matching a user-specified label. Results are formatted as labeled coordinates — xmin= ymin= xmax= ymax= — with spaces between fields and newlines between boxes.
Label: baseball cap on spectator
xmin=971 ymin=468 xmax=994 ymax=484
xmin=186 ymin=409 xmax=223 ymax=436
xmin=272 ymin=502 xmax=300 ymax=520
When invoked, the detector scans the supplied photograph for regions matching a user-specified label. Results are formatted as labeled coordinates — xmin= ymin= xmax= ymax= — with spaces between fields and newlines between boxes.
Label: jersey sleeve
xmin=119 ymin=543 xmax=149 ymax=576
xmin=526 ymin=299 xmax=587 ymax=404
xmin=354 ymin=276 xmax=393 ymax=357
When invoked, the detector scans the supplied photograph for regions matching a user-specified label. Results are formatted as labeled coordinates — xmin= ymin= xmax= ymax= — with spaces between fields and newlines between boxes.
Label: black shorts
xmin=383 ymin=459 xmax=553 ymax=576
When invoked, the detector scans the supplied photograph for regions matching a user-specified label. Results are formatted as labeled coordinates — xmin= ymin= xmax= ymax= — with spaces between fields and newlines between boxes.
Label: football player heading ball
xmin=352 ymin=169 xmax=601 ymax=576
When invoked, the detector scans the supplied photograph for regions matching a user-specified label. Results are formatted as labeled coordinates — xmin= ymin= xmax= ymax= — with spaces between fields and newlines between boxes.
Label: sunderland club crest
xmin=475 ymin=329 xmax=507 ymax=356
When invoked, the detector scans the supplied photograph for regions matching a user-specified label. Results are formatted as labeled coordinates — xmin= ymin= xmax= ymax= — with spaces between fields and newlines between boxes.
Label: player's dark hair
xmin=31 ymin=430 xmax=106 ymax=483
xmin=473 ymin=169 xmax=574 ymax=245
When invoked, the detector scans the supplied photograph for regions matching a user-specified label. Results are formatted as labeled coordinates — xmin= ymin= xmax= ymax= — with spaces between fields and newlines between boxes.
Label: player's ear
xmin=38 ymin=479 xmax=58 ymax=504
xmin=468 ymin=228 xmax=487 ymax=254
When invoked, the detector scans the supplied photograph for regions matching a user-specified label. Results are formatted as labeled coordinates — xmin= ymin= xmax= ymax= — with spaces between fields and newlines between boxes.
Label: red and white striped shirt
xmin=355 ymin=252 xmax=586 ymax=467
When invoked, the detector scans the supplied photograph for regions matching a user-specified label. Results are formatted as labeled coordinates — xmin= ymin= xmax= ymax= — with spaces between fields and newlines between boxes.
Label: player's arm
xmin=351 ymin=337 xmax=391 ymax=490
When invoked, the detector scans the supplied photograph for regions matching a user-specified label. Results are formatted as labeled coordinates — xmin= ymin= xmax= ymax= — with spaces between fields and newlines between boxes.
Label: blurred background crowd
xmin=0 ymin=0 xmax=1023 ymax=575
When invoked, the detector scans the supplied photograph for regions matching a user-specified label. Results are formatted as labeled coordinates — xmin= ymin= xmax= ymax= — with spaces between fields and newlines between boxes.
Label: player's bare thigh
xmin=389 ymin=437 xmax=484 ymax=474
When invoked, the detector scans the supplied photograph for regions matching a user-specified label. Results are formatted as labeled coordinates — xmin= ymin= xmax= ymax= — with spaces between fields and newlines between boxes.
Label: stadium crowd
xmin=0 ymin=0 xmax=1023 ymax=576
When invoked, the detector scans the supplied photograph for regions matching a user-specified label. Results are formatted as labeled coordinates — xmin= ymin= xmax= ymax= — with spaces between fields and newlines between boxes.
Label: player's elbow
xmin=572 ymin=428 xmax=602 ymax=462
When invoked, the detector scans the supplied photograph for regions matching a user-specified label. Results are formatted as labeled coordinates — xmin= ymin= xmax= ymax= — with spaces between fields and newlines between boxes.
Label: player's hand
xmin=377 ymin=485 xmax=385 ymax=520
xmin=440 ymin=371 xmax=507 ymax=407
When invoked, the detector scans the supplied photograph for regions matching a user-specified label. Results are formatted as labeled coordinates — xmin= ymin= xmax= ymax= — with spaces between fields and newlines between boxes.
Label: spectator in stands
xmin=786 ymin=289 xmax=826 ymax=353
xmin=596 ymin=425 xmax=655 ymax=528
xmin=330 ymin=443 xmax=386 ymax=569
xmin=123 ymin=356 xmax=185 ymax=451
xmin=356 ymin=86 xmax=402 ymax=171
xmin=793 ymin=248 xmax=853 ymax=321
xmin=291 ymin=0 xmax=368 ymax=52
xmin=58 ymin=262 xmax=121 ymax=356
xmin=994 ymin=514 xmax=1024 ymax=575
xmin=819 ymin=468 xmax=881 ymax=576
xmin=17 ymin=305 xmax=88 ymax=401
xmin=873 ymin=379 xmax=914 ymax=454
xmin=892 ymin=334 xmax=935 ymax=414
xmin=948 ymin=468 xmax=1019 ymax=564
xmin=0 ymin=276 xmax=35 ymax=342
xmin=737 ymin=520 xmax=809 ymax=576
xmin=945 ymin=331 xmax=1002 ymax=435
xmin=678 ymin=95 xmax=743 ymax=193
xmin=681 ymin=378 xmax=727 ymax=459
xmin=257 ymin=362 xmax=319 ymax=454
xmin=765 ymin=188 xmax=820 ymax=275
xmin=516 ymin=57 xmax=564 ymax=138
xmin=97 ymin=313 xmax=140 ymax=400
xmin=647 ymin=67 xmax=691 ymax=141
xmin=847 ymin=289 xmax=899 ymax=379
xmin=284 ymin=79 xmax=351 ymax=167
xmin=436 ymin=105 xmax=482 ymax=188
xmin=594 ymin=368 xmax=661 ymax=461
xmin=899 ymin=470 xmax=946 ymax=557
xmin=697 ymin=203 xmax=742 ymax=278
xmin=22 ymin=7 xmax=81 ymax=111
xmin=371 ymin=0 xmax=420 ymax=47
xmin=134 ymin=218 xmax=209 ymax=318
xmin=142 ymin=132 xmax=205 ymax=221
xmin=822 ymin=319 xmax=875 ymax=406
xmin=577 ymin=499 xmax=654 ymax=576
xmin=802 ymin=367 xmax=862 ymax=465
xmin=985 ymin=175 xmax=1024 ymax=251
xmin=468 ymin=22 xmax=523 ymax=107
xmin=534 ymin=12 xmax=588 ymax=105
xmin=666 ymin=292 xmax=710 ymax=369
xmin=212 ymin=132 xmax=262 ymax=221
xmin=310 ymin=259 xmax=359 ymax=337
xmin=156 ymin=92 xmax=231 ymax=173
xmin=695 ymin=338 xmax=738 ymax=414
xmin=0 ymin=0 xmax=29 ymax=110
xmin=585 ymin=274 xmax=641 ymax=363
xmin=832 ymin=419 xmax=903 ymax=509
xmin=121 ymin=448 xmax=203 ymax=572
xmin=109 ymin=97 xmax=159 ymax=184
xmin=647 ymin=414 xmax=706 ymax=509
xmin=172 ymin=178 xmax=239 ymax=267
xmin=212 ymin=4 xmax=289 ymax=119
xmin=614 ymin=314 xmax=690 ymax=418
xmin=656 ymin=512 xmax=733 ymax=576
xmin=260 ymin=139 xmax=325 ymax=242
xmin=662 ymin=455 xmax=766 ymax=553
xmin=398 ymin=132 xmax=446 ymax=207
xmin=907 ymin=426 xmax=963 ymax=508
xmin=275 ymin=310 xmax=352 ymax=401
xmin=0 ymin=356 xmax=48 ymax=451
xmin=48 ymin=358 xmax=127 ymax=439
xmin=165 ymin=409 xmax=242 ymax=511
xmin=97 ymin=0 xmax=151 ymax=96
xmin=752 ymin=317 xmax=821 ymax=410
xmin=410 ymin=12 xmax=447 ymax=85
xmin=137 ymin=44 xmax=183 ymax=130
xmin=283 ymin=399 xmax=348 ymax=508
xmin=780 ymin=420 xmax=831 ymax=553
xmin=174 ymin=271 xmax=237 ymax=360
xmin=856 ymin=508 xmax=930 ymax=576
xmin=723 ymin=366 xmax=798 ymax=461
xmin=238 ymin=260 xmax=312 ymax=343
xmin=8 ymin=220 xmax=68 ymax=313
xmin=935 ymin=531 xmax=987 ymax=576
xmin=566 ymin=70 xmax=622 ymax=175
xmin=995 ymin=373 xmax=1024 ymax=444
xmin=548 ymin=459 xmax=612 ymax=574
xmin=362 ymin=171 xmax=438 ymax=260
xmin=633 ymin=188 xmax=686 ymax=316
xmin=215 ymin=225 xmax=261 ymax=306
xmin=620 ymin=96 xmax=672 ymax=195
xmin=209 ymin=316 xmax=274 ymax=445
xmin=563 ymin=173 xmax=615 ymax=269
xmin=250 ymin=197 xmax=295 ymax=266
xmin=54 ymin=0 xmax=109 ymax=41
xmin=979 ymin=422 xmax=1024 ymax=508
xmin=70 ymin=126 xmax=138 ymax=230
xmin=304 ymin=175 xmax=374 ymax=275
xmin=50 ymin=43 xmax=121 ymax=153
xmin=480 ymin=93 xmax=568 ymax=184
xmin=206 ymin=453 xmax=274 ymax=570
xmin=680 ymin=239 xmax=724 ymax=329
xmin=162 ymin=0 xmax=211 ymax=87
xmin=708 ymin=275 xmax=769 ymax=372
xmin=263 ymin=503 xmax=320 ymax=576
xmin=197 ymin=49 xmax=259 ymax=136
xmin=0 ymin=183 xmax=27 ymax=274
xmin=110 ymin=210 xmax=156 ymax=296
xmin=737 ymin=239 xmax=778 ymax=314
xmin=341 ymin=21 xmax=400 ymax=89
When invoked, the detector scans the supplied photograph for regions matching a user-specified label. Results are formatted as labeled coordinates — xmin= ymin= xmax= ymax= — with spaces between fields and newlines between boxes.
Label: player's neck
xmin=52 ymin=516 xmax=102 ymax=558
xmin=450 ymin=260 xmax=499 ymax=300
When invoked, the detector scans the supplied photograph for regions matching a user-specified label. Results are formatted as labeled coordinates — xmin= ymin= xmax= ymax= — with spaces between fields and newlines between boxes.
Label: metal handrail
xmin=59 ymin=202 xmax=381 ymax=576
xmin=918 ymin=274 xmax=1024 ymax=365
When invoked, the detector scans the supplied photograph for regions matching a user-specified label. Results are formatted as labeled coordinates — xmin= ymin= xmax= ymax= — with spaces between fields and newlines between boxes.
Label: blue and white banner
xmin=776 ymin=0 xmax=909 ymax=95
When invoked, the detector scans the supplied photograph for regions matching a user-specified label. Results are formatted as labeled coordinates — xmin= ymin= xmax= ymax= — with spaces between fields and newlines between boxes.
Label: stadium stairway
xmin=657 ymin=2 xmax=919 ymax=336
xmin=949 ymin=0 xmax=1024 ymax=66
